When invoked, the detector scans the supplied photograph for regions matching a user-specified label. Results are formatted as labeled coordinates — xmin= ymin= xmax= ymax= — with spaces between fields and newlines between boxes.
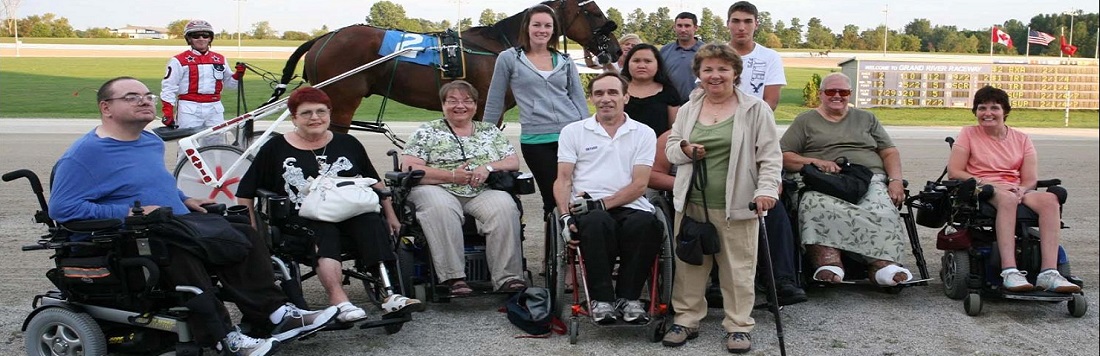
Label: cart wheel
xmin=964 ymin=293 xmax=983 ymax=316
xmin=942 ymin=250 xmax=970 ymax=300
xmin=648 ymin=320 xmax=666 ymax=343
xmin=1069 ymin=294 xmax=1088 ymax=318
xmin=568 ymin=318 xmax=580 ymax=345
xmin=24 ymin=308 xmax=107 ymax=356
xmin=174 ymin=145 xmax=251 ymax=206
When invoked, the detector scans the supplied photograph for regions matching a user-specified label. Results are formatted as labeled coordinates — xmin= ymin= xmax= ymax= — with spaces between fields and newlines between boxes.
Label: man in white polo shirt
xmin=554 ymin=72 xmax=662 ymax=326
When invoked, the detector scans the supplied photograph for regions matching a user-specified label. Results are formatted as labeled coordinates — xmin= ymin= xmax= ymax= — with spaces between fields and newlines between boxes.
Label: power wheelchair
xmin=543 ymin=192 xmax=676 ymax=344
xmin=909 ymin=138 xmax=1087 ymax=317
xmin=6 ymin=168 xmax=250 ymax=355
xmin=782 ymin=175 xmax=932 ymax=293
xmin=381 ymin=149 xmax=537 ymax=302
xmin=249 ymin=181 xmax=415 ymax=334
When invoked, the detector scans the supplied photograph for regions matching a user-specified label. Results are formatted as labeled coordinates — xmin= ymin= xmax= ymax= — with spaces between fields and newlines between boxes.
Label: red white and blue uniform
xmin=161 ymin=49 xmax=240 ymax=129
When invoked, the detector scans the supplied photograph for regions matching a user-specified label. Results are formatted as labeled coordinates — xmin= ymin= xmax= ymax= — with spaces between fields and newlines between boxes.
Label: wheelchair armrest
xmin=201 ymin=203 xmax=227 ymax=215
xmin=59 ymin=219 xmax=123 ymax=233
xmin=256 ymin=188 xmax=282 ymax=201
xmin=1036 ymin=179 xmax=1061 ymax=188
xmin=375 ymin=187 xmax=393 ymax=199
xmin=255 ymin=188 xmax=290 ymax=223
xmin=384 ymin=170 xmax=426 ymax=189
xmin=1045 ymin=185 xmax=1067 ymax=205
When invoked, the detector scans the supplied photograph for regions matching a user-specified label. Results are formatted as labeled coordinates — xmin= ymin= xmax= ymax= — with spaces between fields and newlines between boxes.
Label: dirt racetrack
xmin=0 ymin=119 xmax=1096 ymax=355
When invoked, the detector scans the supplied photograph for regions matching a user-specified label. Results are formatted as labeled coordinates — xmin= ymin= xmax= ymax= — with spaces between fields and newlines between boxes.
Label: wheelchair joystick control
xmin=131 ymin=201 xmax=144 ymax=216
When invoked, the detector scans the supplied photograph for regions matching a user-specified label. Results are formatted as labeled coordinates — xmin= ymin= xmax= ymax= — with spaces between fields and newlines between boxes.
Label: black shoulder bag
xmin=675 ymin=148 xmax=721 ymax=266
xmin=799 ymin=156 xmax=874 ymax=205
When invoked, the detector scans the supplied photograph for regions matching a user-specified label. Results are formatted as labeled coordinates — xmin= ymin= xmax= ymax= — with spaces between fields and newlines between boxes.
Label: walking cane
xmin=749 ymin=202 xmax=787 ymax=356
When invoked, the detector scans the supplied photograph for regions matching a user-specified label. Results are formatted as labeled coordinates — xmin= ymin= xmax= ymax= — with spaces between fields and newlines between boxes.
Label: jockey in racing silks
xmin=160 ymin=19 xmax=246 ymax=134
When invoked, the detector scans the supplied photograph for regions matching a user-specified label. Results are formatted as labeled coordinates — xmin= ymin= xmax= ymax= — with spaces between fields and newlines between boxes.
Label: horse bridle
xmin=554 ymin=0 xmax=618 ymax=65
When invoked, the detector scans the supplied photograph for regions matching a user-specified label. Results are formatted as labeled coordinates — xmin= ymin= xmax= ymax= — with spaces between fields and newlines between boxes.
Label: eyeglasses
xmin=444 ymin=99 xmax=476 ymax=106
xmin=188 ymin=33 xmax=212 ymax=39
xmin=103 ymin=94 xmax=157 ymax=104
xmin=822 ymin=89 xmax=852 ymax=97
xmin=295 ymin=109 xmax=330 ymax=118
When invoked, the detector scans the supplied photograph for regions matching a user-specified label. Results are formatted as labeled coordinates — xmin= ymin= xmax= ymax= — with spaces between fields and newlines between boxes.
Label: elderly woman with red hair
xmin=237 ymin=87 xmax=422 ymax=325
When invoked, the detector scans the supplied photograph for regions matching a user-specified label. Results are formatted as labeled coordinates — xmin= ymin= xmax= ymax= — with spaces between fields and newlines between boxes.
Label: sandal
xmin=382 ymin=294 xmax=425 ymax=314
xmin=812 ymin=265 xmax=845 ymax=283
xmin=498 ymin=278 xmax=528 ymax=293
xmin=449 ymin=280 xmax=473 ymax=297
xmin=873 ymin=264 xmax=914 ymax=286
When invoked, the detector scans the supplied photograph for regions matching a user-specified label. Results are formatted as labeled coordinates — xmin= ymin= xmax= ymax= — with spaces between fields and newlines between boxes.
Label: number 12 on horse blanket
xmin=379 ymin=30 xmax=466 ymax=79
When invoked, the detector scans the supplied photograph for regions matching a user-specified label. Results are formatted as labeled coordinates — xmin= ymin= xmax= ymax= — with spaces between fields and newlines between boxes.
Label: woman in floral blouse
xmin=401 ymin=80 xmax=527 ymax=296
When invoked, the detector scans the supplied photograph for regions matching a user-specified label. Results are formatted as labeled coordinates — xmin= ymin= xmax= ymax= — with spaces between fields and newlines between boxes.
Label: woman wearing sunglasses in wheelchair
xmin=236 ymin=87 xmax=423 ymax=325
xmin=780 ymin=72 xmax=914 ymax=287
xmin=944 ymin=86 xmax=1080 ymax=294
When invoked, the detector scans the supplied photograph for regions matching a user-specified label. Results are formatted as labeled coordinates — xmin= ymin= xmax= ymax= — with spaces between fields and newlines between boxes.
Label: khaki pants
xmin=671 ymin=202 xmax=758 ymax=333
xmin=407 ymin=185 xmax=523 ymax=289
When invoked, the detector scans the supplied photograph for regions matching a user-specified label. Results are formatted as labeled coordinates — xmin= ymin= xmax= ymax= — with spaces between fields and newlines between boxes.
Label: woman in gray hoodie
xmin=482 ymin=4 xmax=589 ymax=216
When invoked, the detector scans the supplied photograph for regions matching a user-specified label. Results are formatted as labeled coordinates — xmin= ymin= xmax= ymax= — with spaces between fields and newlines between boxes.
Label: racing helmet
xmin=184 ymin=20 xmax=215 ymax=36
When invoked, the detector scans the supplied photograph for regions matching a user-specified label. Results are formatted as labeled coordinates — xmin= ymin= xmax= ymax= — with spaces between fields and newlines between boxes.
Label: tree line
xmin=3 ymin=1 xmax=1096 ymax=58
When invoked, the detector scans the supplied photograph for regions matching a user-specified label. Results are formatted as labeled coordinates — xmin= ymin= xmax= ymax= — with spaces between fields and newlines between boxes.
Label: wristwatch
xmin=485 ymin=164 xmax=495 ymax=172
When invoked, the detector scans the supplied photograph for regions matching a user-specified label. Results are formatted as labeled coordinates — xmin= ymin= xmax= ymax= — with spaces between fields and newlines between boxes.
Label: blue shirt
xmin=49 ymin=129 xmax=189 ymax=224
xmin=660 ymin=40 xmax=703 ymax=104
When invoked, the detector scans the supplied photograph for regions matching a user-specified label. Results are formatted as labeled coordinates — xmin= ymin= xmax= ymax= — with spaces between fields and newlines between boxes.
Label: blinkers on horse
xmin=555 ymin=0 xmax=621 ymax=65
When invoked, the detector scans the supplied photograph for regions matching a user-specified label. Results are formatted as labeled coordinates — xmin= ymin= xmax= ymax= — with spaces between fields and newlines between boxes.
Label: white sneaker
xmin=590 ymin=301 xmax=617 ymax=324
xmin=1036 ymin=269 xmax=1082 ymax=293
xmin=999 ymin=268 xmax=1035 ymax=292
xmin=223 ymin=329 xmax=277 ymax=356
xmin=335 ymin=303 xmax=368 ymax=323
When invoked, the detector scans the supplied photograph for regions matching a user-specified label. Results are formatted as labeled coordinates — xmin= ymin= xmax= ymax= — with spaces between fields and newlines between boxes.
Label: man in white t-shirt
xmin=725 ymin=1 xmax=806 ymax=306
xmin=727 ymin=2 xmax=785 ymax=110
xmin=555 ymin=73 xmax=661 ymax=326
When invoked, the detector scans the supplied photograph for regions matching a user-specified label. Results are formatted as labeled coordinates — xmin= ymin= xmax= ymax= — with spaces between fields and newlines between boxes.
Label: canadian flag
xmin=992 ymin=27 xmax=1013 ymax=48
xmin=1060 ymin=35 xmax=1078 ymax=56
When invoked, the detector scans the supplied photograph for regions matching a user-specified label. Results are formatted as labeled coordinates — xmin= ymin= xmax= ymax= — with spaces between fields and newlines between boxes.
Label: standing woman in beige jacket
xmin=660 ymin=43 xmax=782 ymax=354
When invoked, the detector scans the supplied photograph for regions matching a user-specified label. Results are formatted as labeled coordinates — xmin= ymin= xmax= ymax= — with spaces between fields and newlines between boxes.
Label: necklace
xmin=311 ymin=145 xmax=328 ymax=165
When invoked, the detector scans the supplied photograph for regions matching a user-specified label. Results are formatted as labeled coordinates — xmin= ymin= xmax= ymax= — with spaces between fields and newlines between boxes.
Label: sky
xmin=14 ymin=0 xmax=1098 ymax=35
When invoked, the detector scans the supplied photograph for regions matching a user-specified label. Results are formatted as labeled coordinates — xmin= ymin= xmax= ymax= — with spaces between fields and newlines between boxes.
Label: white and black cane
xmin=749 ymin=202 xmax=787 ymax=356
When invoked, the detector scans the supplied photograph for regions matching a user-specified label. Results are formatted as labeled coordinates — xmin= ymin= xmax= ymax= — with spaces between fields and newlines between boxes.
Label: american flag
xmin=1028 ymin=29 xmax=1056 ymax=46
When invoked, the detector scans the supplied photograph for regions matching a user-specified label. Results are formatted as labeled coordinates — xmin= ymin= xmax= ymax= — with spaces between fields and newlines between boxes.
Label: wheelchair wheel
xmin=1068 ymin=294 xmax=1088 ymax=318
xmin=964 ymin=293 xmax=983 ymax=316
xmin=174 ymin=145 xmax=252 ymax=206
xmin=545 ymin=211 xmax=567 ymax=319
xmin=568 ymin=317 xmax=580 ymax=345
xmin=24 ymin=307 xmax=108 ymax=356
xmin=941 ymin=250 xmax=970 ymax=300
xmin=650 ymin=195 xmax=676 ymax=314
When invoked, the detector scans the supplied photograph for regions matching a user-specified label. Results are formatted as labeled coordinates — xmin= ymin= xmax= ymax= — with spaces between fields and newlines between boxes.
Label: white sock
xmin=336 ymin=301 xmax=352 ymax=309
xmin=269 ymin=304 xmax=291 ymax=325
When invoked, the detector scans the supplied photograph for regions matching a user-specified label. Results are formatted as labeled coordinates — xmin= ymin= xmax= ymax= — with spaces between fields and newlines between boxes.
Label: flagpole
xmin=990 ymin=26 xmax=994 ymax=57
xmin=1025 ymin=26 xmax=1030 ymax=59
xmin=1059 ymin=27 xmax=1064 ymax=58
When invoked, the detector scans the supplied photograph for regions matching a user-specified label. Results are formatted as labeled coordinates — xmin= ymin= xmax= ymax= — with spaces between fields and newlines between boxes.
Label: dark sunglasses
xmin=189 ymin=33 xmax=212 ymax=39
xmin=823 ymin=89 xmax=852 ymax=97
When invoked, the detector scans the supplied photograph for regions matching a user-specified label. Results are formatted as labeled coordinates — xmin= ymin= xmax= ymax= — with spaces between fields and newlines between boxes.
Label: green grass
xmin=0 ymin=57 xmax=1095 ymax=128
xmin=0 ymin=37 xmax=305 ymax=47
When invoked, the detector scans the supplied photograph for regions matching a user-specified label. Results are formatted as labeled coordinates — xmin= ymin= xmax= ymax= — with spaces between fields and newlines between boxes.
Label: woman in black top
xmin=621 ymin=43 xmax=681 ymax=135
xmin=237 ymin=87 xmax=422 ymax=324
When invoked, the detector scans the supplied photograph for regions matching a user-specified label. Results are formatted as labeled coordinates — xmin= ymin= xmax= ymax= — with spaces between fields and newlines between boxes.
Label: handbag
xmin=676 ymin=148 xmax=720 ymax=266
xmin=799 ymin=157 xmax=874 ymax=205
xmin=936 ymin=225 xmax=972 ymax=250
xmin=298 ymin=176 xmax=381 ymax=223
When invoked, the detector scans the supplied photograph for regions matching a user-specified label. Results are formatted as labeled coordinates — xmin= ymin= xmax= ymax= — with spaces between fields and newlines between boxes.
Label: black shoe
xmin=775 ymin=278 xmax=807 ymax=306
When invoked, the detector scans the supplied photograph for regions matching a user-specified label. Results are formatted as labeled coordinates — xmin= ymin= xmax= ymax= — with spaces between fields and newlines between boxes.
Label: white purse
xmin=298 ymin=176 xmax=381 ymax=223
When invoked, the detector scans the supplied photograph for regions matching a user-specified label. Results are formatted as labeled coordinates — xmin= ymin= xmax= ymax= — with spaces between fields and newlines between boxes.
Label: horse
xmin=267 ymin=0 xmax=620 ymax=133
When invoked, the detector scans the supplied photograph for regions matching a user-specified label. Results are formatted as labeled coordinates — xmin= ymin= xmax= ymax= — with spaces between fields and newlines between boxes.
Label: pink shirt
xmin=954 ymin=125 xmax=1035 ymax=186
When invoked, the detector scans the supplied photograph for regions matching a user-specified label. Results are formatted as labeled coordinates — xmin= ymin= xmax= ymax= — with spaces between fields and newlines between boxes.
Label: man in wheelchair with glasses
xmin=554 ymin=73 xmax=663 ymax=324
xmin=46 ymin=77 xmax=336 ymax=355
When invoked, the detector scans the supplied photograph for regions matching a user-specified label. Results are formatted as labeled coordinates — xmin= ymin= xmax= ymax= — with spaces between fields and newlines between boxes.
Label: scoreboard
xmin=841 ymin=59 xmax=1100 ymax=110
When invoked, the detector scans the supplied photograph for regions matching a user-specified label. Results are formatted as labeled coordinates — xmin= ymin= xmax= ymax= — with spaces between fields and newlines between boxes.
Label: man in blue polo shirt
xmin=660 ymin=12 xmax=703 ymax=104
xmin=555 ymin=73 xmax=662 ymax=325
